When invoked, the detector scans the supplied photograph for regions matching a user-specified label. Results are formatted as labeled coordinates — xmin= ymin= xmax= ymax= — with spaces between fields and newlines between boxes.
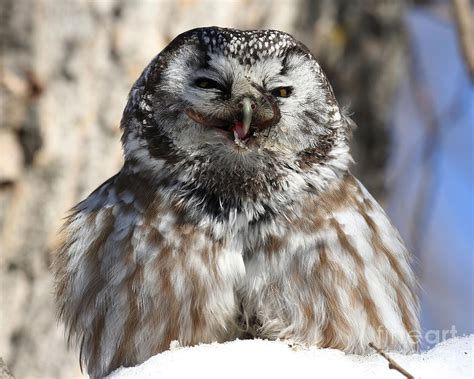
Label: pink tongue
xmin=232 ymin=121 xmax=248 ymax=139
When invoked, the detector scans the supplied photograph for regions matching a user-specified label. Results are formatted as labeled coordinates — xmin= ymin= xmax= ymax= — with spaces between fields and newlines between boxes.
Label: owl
xmin=52 ymin=27 xmax=419 ymax=378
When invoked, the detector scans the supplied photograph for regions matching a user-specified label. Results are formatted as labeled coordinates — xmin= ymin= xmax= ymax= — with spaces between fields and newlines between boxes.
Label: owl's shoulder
xmin=290 ymin=173 xmax=402 ymax=246
xmin=305 ymin=173 xmax=381 ymax=217
xmin=301 ymin=173 xmax=411 ymax=263
xmin=55 ymin=171 xmax=158 ymax=266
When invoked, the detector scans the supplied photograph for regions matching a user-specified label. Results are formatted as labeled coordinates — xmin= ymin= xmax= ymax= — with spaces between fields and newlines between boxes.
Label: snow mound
xmin=108 ymin=336 xmax=473 ymax=379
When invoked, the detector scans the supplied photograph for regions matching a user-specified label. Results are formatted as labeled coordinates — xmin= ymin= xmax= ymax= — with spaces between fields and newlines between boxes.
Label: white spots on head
xmin=197 ymin=28 xmax=295 ymax=64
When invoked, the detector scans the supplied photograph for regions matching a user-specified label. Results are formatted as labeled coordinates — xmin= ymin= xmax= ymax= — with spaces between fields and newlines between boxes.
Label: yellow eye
xmin=271 ymin=86 xmax=292 ymax=98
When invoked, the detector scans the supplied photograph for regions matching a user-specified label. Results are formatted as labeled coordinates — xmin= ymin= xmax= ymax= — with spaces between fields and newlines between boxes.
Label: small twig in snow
xmin=369 ymin=342 xmax=415 ymax=379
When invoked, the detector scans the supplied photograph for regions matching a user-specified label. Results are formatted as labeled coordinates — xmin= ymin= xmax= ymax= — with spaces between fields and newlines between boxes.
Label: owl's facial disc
xmin=123 ymin=27 xmax=348 ymax=169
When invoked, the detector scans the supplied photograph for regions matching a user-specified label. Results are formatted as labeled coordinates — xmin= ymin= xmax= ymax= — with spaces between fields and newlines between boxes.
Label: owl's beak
xmin=232 ymin=97 xmax=253 ymax=140
xmin=242 ymin=97 xmax=253 ymax=133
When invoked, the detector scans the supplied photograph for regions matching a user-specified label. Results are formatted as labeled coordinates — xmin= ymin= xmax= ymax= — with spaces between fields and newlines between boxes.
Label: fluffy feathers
xmin=52 ymin=27 xmax=419 ymax=378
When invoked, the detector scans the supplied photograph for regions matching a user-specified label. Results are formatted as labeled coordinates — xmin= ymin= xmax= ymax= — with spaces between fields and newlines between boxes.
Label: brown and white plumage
xmin=52 ymin=27 xmax=419 ymax=378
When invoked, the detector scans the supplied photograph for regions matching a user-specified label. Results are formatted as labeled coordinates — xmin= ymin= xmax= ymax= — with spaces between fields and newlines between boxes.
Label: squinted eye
xmin=271 ymin=86 xmax=293 ymax=98
xmin=194 ymin=78 xmax=223 ymax=90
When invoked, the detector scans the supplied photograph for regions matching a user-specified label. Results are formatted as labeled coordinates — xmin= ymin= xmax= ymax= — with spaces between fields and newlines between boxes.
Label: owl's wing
xmin=53 ymin=173 xmax=140 ymax=374
xmin=241 ymin=173 xmax=419 ymax=353
xmin=52 ymin=171 xmax=243 ymax=377
xmin=304 ymin=173 xmax=420 ymax=351
xmin=53 ymin=173 xmax=171 ymax=375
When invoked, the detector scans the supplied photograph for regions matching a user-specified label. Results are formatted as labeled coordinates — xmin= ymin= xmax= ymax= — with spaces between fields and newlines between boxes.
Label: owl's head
xmin=121 ymin=27 xmax=352 ymax=217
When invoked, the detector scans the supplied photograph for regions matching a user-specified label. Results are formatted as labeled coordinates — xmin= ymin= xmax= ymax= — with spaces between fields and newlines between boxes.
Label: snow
xmin=107 ymin=336 xmax=473 ymax=379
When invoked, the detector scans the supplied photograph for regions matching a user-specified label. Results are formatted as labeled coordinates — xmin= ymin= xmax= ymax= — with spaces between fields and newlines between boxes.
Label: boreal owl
xmin=52 ymin=27 xmax=419 ymax=378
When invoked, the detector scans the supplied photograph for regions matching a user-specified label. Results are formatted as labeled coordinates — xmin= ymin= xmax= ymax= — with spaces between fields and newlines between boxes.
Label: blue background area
xmin=387 ymin=8 xmax=474 ymax=349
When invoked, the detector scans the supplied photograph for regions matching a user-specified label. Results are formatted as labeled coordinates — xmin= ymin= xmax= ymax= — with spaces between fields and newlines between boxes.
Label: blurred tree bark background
xmin=0 ymin=1 xmax=408 ymax=377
